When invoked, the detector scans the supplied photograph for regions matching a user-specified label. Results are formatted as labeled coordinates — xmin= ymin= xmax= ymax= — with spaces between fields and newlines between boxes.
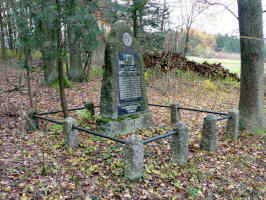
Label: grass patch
xmin=51 ymin=77 xmax=72 ymax=88
xmin=89 ymin=65 xmax=103 ymax=80
xmin=187 ymin=56 xmax=266 ymax=75
xmin=76 ymin=109 xmax=92 ymax=123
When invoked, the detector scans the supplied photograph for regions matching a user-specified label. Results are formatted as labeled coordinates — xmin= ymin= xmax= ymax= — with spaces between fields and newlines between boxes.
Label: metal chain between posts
xmin=33 ymin=103 xmax=232 ymax=146
xmin=148 ymin=104 xmax=228 ymax=116
xmin=36 ymin=106 xmax=86 ymax=116
xmin=33 ymin=114 xmax=126 ymax=144
xmin=217 ymin=115 xmax=232 ymax=121
xmin=143 ymin=131 xmax=176 ymax=144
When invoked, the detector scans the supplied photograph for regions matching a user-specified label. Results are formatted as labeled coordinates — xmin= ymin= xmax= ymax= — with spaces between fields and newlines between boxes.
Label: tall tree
xmin=120 ymin=0 xmax=168 ymax=38
xmin=0 ymin=1 xmax=7 ymax=60
xmin=66 ymin=0 xmax=99 ymax=82
xmin=13 ymin=0 xmax=36 ymax=107
xmin=37 ymin=0 xmax=58 ymax=86
xmin=55 ymin=0 xmax=68 ymax=118
xmin=13 ymin=0 xmax=100 ymax=117
xmin=66 ymin=0 xmax=83 ymax=82
xmin=237 ymin=0 xmax=265 ymax=131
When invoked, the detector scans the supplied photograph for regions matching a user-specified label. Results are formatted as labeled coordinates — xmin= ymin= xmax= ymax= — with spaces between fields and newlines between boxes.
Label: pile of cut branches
xmin=143 ymin=52 xmax=240 ymax=81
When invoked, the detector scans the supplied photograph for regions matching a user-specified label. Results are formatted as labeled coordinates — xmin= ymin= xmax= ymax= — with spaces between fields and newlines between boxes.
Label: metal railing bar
xmin=72 ymin=126 xmax=126 ymax=144
xmin=178 ymin=106 xmax=228 ymax=116
xmin=36 ymin=106 xmax=87 ymax=116
xmin=217 ymin=115 xmax=232 ymax=121
xmin=148 ymin=104 xmax=228 ymax=116
xmin=33 ymin=114 xmax=126 ymax=144
xmin=33 ymin=115 xmax=64 ymax=125
xmin=143 ymin=131 xmax=176 ymax=144
xmin=148 ymin=103 xmax=172 ymax=108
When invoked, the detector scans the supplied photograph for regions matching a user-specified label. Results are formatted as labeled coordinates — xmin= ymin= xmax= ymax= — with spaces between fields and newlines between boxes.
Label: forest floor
xmin=0 ymin=62 xmax=265 ymax=200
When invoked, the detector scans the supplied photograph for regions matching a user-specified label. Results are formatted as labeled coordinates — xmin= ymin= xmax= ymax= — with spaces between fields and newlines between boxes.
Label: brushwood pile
xmin=143 ymin=52 xmax=240 ymax=81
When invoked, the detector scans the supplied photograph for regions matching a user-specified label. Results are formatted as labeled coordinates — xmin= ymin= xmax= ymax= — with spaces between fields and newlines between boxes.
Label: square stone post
xmin=63 ymin=117 xmax=80 ymax=149
xmin=84 ymin=101 xmax=95 ymax=116
xmin=171 ymin=103 xmax=181 ymax=124
xmin=226 ymin=109 xmax=239 ymax=139
xmin=26 ymin=108 xmax=39 ymax=131
xmin=124 ymin=135 xmax=144 ymax=181
xmin=171 ymin=122 xmax=189 ymax=165
xmin=200 ymin=114 xmax=217 ymax=152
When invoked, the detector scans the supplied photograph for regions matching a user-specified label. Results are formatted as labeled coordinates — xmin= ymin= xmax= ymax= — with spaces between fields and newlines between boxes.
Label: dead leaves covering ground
xmin=0 ymin=65 xmax=265 ymax=200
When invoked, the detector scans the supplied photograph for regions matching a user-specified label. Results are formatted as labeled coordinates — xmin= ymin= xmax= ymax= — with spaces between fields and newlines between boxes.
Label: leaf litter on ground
xmin=0 ymin=64 xmax=265 ymax=200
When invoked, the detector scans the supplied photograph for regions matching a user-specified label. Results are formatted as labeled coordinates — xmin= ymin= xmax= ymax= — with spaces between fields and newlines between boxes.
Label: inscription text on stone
xmin=118 ymin=52 xmax=143 ymax=115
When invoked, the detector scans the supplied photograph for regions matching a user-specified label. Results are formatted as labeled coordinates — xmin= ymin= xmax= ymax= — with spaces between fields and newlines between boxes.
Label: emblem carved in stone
xmin=123 ymin=32 xmax=132 ymax=47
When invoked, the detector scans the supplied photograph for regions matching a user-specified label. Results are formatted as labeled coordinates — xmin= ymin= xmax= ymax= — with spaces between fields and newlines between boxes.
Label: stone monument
xmin=97 ymin=21 xmax=153 ymax=135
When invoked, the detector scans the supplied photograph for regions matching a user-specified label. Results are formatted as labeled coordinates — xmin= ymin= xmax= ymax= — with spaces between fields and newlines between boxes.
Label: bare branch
xmin=200 ymin=0 xmax=239 ymax=20
xmin=3 ymin=85 xmax=25 ymax=93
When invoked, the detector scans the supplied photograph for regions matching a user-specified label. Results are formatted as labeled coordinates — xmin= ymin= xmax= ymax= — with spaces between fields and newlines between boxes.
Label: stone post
xmin=171 ymin=103 xmax=181 ymax=124
xmin=124 ymin=135 xmax=144 ymax=181
xmin=84 ymin=101 xmax=95 ymax=116
xmin=63 ymin=117 xmax=80 ymax=149
xmin=26 ymin=108 xmax=39 ymax=131
xmin=226 ymin=109 xmax=239 ymax=139
xmin=200 ymin=114 xmax=217 ymax=152
xmin=171 ymin=122 xmax=189 ymax=165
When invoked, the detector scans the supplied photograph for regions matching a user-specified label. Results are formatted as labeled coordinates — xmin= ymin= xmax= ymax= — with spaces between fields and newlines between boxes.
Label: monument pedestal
xmin=96 ymin=112 xmax=153 ymax=136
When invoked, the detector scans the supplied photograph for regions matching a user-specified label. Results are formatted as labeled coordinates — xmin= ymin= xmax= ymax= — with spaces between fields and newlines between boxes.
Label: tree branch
xmin=200 ymin=0 xmax=239 ymax=20
xmin=3 ymin=85 xmax=25 ymax=93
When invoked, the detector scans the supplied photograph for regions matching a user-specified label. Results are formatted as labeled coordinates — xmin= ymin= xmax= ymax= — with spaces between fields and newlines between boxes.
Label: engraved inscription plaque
xmin=117 ymin=52 xmax=143 ymax=115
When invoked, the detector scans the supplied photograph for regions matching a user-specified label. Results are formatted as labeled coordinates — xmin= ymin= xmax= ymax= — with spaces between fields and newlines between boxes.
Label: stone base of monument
xmin=96 ymin=112 xmax=153 ymax=136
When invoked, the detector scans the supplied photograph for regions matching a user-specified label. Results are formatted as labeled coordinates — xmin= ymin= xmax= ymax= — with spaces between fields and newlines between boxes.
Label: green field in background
xmin=187 ymin=56 xmax=266 ymax=75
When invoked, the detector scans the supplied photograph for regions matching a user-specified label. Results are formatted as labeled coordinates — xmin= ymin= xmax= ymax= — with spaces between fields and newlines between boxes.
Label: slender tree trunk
xmin=183 ymin=31 xmax=189 ymax=56
xmin=132 ymin=1 xmax=138 ymax=38
xmin=161 ymin=0 xmax=166 ymax=32
xmin=0 ymin=3 xmax=7 ymax=60
xmin=68 ymin=28 xmax=83 ymax=82
xmin=237 ymin=0 xmax=265 ymax=131
xmin=7 ymin=19 xmax=14 ymax=49
xmin=183 ymin=23 xmax=192 ymax=56
xmin=67 ymin=0 xmax=83 ymax=82
xmin=41 ymin=44 xmax=58 ymax=85
xmin=5 ymin=0 xmax=14 ymax=49
xmin=39 ymin=0 xmax=57 ymax=86
xmin=24 ymin=48 xmax=33 ymax=108
xmin=56 ymin=0 xmax=68 ymax=118
xmin=8 ymin=0 xmax=15 ymax=49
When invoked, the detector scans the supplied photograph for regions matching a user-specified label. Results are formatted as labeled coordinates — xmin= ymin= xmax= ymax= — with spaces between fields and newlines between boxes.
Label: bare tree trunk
xmin=38 ymin=0 xmax=58 ymax=86
xmin=0 ymin=2 xmax=7 ymax=60
xmin=183 ymin=17 xmax=193 ymax=56
xmin=183 ymin=29 xmax=190 ymax=56
xmin=24 ymin=48 xmax=33 ymax=108
xmin=6 ymin=0 xmax=14 ymax=50
xmin=237 ymin=0 xmax=265 ymax=131
xmin=56 ymin=0 xmax=68 ymax=118
xmin=41 ymin=43 xmax=58 ymax=85
xmin=132 ymin=0 xmax=138 ymax=38
xmin=67 ymin=0 xmax=83 ymax=82
xmin=160 ymin=0 xmax=166 ymax=32
xmin=68 ymin=30 xmax=83 ymax=82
